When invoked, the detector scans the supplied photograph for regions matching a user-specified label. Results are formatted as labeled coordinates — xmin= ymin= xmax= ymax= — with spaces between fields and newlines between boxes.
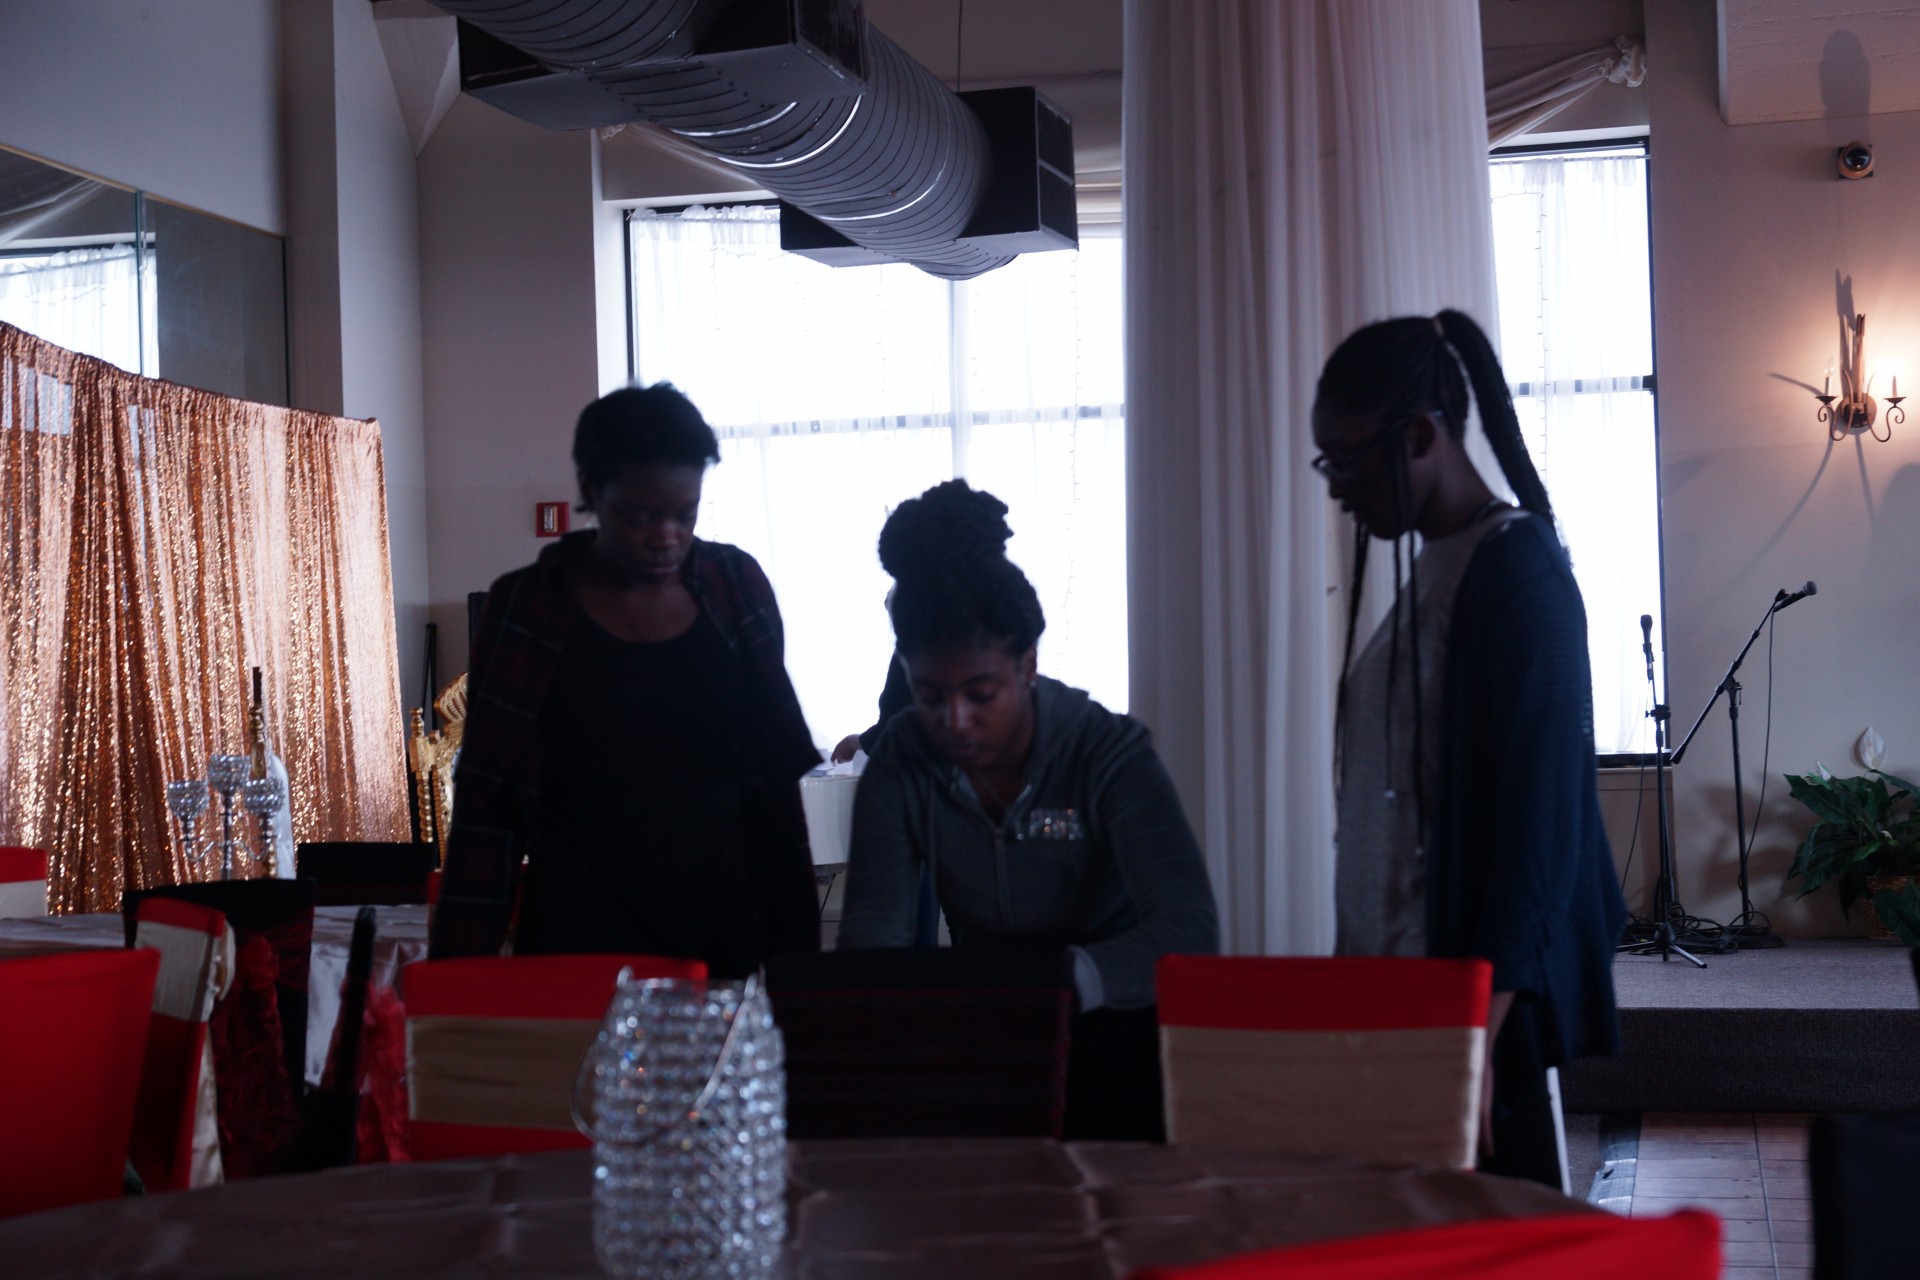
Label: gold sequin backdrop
xmin=0 ymin=323 xmax=409 ymax=912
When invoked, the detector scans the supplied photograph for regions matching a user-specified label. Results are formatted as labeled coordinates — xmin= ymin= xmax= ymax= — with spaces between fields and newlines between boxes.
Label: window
xmin=0 ymin=243 xmax=155 ymax=376
xmin=1489 ymin=143 xmax=1661 ymax=756
xmin=629 ymin=206 xmax=1126 ymax=747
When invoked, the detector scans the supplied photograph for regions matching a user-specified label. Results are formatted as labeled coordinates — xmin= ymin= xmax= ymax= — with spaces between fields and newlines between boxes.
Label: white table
xmin=0 ymin=904 xmax=429 ymax=1086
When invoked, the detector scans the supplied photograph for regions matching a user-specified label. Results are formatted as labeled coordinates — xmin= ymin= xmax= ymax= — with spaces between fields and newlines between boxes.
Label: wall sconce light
xmin=1815 ymin=312 xmax=1903 ymax=442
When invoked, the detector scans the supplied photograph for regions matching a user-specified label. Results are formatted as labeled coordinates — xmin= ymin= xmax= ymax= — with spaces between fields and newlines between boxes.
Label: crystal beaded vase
xmin=576 ymin=972 xmax=787 ymax=1280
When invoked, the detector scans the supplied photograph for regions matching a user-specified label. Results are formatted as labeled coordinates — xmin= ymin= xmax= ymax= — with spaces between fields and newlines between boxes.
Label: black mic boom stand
xmin=1670 ymin=590 xmax=1800 ymax=949
xmin=1621 ymin=627 xmax=1709 ymax=966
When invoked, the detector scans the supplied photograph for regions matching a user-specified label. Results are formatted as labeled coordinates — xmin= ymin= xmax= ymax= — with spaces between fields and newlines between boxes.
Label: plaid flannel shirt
xmin=429 ymin=532 xmax=823 ymax=959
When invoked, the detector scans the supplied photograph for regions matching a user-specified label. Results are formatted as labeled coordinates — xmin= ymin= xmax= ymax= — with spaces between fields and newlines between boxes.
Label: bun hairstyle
xmin=879 ymin=480 xmax=1046 ymax=657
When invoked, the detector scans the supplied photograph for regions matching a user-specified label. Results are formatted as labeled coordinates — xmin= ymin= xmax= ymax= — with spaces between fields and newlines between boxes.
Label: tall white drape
xmin=1124 ymin=0 xmax=1499 ymax=956
xmin=0 ymin=245 xmax=154 ymax=377
xmin=630 ymin=208 xmax=1127 ymax=743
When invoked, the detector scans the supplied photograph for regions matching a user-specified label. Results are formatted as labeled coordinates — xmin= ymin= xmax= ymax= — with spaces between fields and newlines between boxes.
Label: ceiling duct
xmin=431 ymin=0 xmax=1076 ymax=278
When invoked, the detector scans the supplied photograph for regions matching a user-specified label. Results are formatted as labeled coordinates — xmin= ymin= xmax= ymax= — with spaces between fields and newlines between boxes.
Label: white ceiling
xmin=1718 ymin=0 xmax=1920 ymax=126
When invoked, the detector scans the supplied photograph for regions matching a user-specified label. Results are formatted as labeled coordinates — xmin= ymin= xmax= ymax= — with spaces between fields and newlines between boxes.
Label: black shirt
xmin=520 ymin=606 xmax=763 ymax=975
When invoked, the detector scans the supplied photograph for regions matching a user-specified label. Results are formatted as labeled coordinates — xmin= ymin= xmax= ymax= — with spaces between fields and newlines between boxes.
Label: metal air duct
xmin=430 ymin=0 xmax=1027 ymax=279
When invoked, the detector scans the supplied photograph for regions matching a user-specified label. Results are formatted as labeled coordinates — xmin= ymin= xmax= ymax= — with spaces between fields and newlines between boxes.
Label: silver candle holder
xmin=166 ymin=779 xmax=211 ymax=872
xmin=241 ymin=775 xmax=286 ymax=877
xmin=206 ymin=753 xmax=251 ymax=880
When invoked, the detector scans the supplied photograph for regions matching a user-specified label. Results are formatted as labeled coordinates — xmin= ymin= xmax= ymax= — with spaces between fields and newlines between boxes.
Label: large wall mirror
xmin=0 ymin=144 xmax=288 ymax=406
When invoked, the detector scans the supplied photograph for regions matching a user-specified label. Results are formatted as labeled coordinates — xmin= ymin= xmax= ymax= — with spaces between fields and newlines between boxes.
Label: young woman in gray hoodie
xmin=839 ymin=480 xmax=1219 ymax=1138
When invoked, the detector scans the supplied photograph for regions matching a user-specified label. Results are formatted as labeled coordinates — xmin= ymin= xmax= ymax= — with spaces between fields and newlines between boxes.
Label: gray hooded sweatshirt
xmin=838 ymin=677 xmax=1219 ymax=1010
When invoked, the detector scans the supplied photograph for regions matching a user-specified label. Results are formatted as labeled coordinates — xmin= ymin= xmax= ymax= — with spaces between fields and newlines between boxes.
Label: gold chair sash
xmin=1161 ymin=1024 xmax=1486 ymax=1169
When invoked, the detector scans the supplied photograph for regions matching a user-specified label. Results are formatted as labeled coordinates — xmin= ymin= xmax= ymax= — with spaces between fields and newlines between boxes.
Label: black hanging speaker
xmin=956 ymin=87 xmax=1078 ymax=255
xmin=780 ymin=85 xmax=1077 ymax=267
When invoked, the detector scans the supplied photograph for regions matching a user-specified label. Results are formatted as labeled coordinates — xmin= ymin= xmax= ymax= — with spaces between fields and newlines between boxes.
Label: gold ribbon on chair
xmin=406 ymin=1016 xmax=601 ymax=1131
xmin=1161 ymin=1024 xmax=1486 ymax=1169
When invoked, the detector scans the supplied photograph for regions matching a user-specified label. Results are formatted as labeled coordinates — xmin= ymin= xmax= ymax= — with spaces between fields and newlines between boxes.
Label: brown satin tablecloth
xmin=0 ymin=1138 xmax=1590 ymax=1279
xmin=0 ymin=904 xmax=428 ymax=1086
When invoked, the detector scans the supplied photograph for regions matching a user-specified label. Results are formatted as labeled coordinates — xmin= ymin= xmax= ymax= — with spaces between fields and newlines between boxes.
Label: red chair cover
xmin=1157 ymin=955 xmax=1492 ymax=1168
xmin=129 ymin=897 xmax=231 ymax=1192
xmin=1128 ymin=1210 xmax=1722 ymax=1280
xmin=0 ymin=846 xmax=49 ymax=918
xmin=0 ymin=948 xmax=159 ymax=1216
xmin=355 ymin=982 xmax=412 ymax=1163
xmin=402 ymin=954 xmax=707 ymax=1161
xmin=209 ymin=932 xmax=304 ymax=1178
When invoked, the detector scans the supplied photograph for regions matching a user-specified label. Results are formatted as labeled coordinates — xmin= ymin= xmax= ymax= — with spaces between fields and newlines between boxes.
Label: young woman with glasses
xmin=1313 ymin=310 xmax=1626 ymax=1189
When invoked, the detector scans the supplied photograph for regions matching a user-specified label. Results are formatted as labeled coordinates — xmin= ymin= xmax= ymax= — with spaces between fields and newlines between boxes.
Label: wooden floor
xmin=1602 ymin=1112 xmax=1813 ymax=1279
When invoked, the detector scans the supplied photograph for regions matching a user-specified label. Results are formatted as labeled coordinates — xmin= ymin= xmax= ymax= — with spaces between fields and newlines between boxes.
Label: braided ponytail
xmin=1434 ymin=309 xmax=1553 ymax=520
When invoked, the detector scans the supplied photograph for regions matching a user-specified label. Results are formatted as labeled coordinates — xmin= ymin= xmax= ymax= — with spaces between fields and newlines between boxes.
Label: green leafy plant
xmin=1784 ymin=766 xmax=1920 ymax=944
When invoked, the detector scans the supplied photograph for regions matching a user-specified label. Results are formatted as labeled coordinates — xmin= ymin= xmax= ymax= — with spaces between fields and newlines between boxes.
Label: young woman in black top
xmin=432 ymin=385 xmax=819 ymax=974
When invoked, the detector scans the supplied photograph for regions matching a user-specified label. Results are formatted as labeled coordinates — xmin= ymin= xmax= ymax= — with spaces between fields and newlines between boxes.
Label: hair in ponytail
xmin=878 ymin=479 xmax=1046 ymax=657
xmin=1313 ymin=309 xmax=1552 ymax=521
xmin=1432 ymin=309 xmax=1552 ymax=519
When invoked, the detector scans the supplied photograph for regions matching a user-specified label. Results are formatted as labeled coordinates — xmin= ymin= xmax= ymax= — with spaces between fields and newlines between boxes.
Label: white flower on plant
xmin=1856 ymin=727 xmax=1887 ymax=772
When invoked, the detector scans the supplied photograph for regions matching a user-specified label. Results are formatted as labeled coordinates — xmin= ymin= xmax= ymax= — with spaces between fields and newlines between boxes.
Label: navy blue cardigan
xmin=1426 ymin=513 xmax=1627 ymax=1067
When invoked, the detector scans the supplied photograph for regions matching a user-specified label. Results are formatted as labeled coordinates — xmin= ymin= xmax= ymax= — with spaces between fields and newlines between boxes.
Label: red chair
xmin=0 ymin=948 xmax=160 ymax=1216
xmin=1127 ymin=1209 xmax=1721 ymax=1280
xmin=128 ymin=897 xmax=231 ymax=1192
xmin=0 ymin=846 xmax=49 ymax=918
xmin=403 ymin=954 xmax=707 ymax=1161
xmin=1157 ymin=955 xmax=1492 ymax=1169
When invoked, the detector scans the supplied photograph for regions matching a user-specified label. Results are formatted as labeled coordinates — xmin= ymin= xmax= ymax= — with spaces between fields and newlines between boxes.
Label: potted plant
xmin=1783 ymin=766 xmax=1920 ymax=945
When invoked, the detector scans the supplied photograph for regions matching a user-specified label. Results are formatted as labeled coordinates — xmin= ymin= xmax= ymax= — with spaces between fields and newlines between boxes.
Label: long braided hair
xmin=1319 ymin=309 xmax=1553 ymax=840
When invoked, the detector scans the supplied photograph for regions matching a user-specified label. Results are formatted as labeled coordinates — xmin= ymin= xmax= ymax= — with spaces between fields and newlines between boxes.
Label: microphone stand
xmin=1620 ymin=615 xmax=1708 ymax=966
xmin=1670 ymin=590 xmax=1803 ymax=950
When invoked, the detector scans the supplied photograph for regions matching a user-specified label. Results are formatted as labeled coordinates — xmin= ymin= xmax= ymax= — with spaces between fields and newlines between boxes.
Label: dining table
xmin=0 ymin=903 xmax=430 ymax=1086
xmin=0 ymin=1137 xmax=1592 ymax=1278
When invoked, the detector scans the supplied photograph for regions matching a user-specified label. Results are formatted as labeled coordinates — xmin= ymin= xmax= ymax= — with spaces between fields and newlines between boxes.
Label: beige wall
xmin=282 ymin=0 xmax=431 ymax=710
xmin=416 ymin=95 xmax=604 ymax=677
xmin=0 ymin=0 xmax=285 ymax=233
xmin=1645 ymin=0 xmax=1920 ymax=934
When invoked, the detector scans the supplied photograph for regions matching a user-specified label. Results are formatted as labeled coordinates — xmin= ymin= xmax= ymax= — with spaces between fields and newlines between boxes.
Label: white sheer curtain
xmin=0 ymin=245 xmax=154 ymax=376
xmin=630 ymin=207 xmax=1126 ymax=745
xmin=1124 ymin=0 xmax=1499 ymax=956
xmin=1490 ymin=148 xmax=1658 ymax=754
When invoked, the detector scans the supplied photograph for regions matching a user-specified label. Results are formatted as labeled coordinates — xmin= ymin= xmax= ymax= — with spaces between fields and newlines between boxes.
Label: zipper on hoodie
xmin=950 ymin=772 xmax=1031 ymax=932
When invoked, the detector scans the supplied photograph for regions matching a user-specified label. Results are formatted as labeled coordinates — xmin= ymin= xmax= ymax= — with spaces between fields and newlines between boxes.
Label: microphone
xmin=1774 ymin=581 xmax=1818 ymax=609
xmin=1640 ymin=613 xmax=1655 ymax=682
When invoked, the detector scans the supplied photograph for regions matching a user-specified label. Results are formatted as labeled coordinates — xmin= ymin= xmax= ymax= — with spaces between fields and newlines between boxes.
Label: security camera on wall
xmin=1837 ymin=142 xmax=1874 ymax=181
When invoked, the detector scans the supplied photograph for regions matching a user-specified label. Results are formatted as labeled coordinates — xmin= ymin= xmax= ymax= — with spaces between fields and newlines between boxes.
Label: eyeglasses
xmin=1309 ymin=416 xmax=1411 ymax=482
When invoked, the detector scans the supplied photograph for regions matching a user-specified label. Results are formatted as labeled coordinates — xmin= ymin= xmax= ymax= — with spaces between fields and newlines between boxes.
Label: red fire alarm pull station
xmin=535 ymin=502 xmax=569 ymax=537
